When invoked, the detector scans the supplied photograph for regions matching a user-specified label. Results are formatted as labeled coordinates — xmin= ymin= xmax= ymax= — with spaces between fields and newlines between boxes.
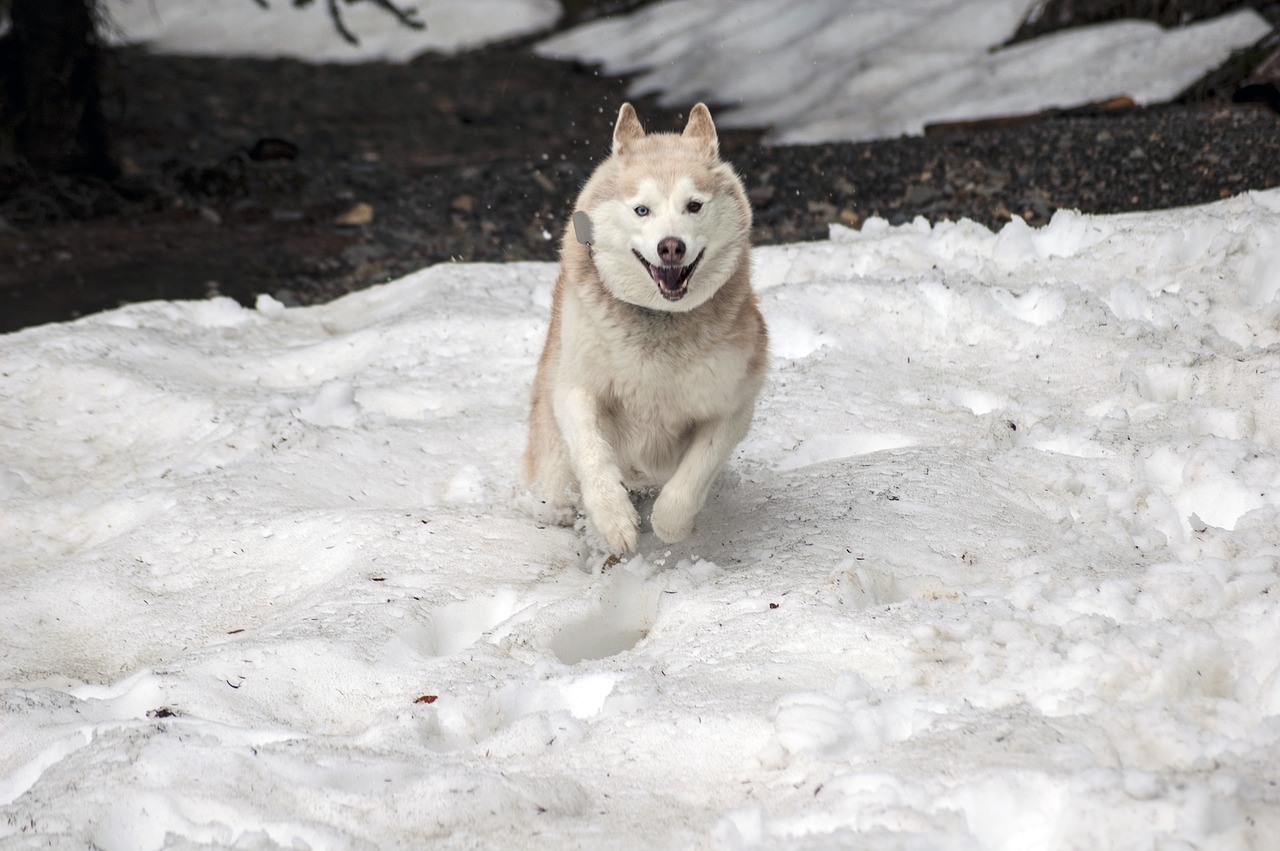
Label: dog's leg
xmin=556 ymin=387 xmax=639 ymax=553
xmin=651 ymin=399 xmax=755 ymax=544
xmin=526 ymin=382 xmax=580 ymax=525
xmin=532 ymin=434 xmax=579 ymax=526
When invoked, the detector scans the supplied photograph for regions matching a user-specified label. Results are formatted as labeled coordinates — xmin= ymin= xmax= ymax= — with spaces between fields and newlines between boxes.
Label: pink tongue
xmin=653 ymin=265 xmax=683 ymax=290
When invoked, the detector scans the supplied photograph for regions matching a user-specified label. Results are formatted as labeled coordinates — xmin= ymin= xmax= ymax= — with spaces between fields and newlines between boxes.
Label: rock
xmin=335 ymin=202 xmax=374 ymax=227
xmin=343 ymin=243 xmax=388 ymax=265
xmin=903 ymin=184 xmax=941 ymax=205
xmin=248 ymin=138 xmax=299 ymax=162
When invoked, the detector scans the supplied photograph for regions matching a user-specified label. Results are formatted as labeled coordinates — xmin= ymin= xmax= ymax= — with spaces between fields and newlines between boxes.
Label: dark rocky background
xmin=1 ymin=0 xmax=1278 ymax=332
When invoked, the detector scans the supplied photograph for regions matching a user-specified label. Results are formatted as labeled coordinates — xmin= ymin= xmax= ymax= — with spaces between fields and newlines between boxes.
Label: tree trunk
xmin=3 ymin=0 xmax=112 ymax=175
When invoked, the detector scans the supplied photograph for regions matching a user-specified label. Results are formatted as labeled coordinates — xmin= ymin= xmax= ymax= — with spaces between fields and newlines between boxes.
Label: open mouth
xmin=632 ymin=249 xmax=705 ymax=301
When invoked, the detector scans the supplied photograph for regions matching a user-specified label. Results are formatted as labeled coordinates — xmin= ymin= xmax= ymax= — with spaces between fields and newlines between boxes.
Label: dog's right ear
xmin=612 ymin=103 xmax=645 ymax=156
xmin=682 ymin=103 xmax=719 ymax=159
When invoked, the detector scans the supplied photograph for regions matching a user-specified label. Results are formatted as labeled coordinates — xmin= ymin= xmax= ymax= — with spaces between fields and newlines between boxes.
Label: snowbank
xmin=3 ymin=190 xmax=1280 ymax=848
xmin=538 ymin=0 xmax=1272 ymax=143
xmin=102 ymin=0 xmax=561 ymax=61
xmin=98 ymin=0 xmax=1271 ymax=143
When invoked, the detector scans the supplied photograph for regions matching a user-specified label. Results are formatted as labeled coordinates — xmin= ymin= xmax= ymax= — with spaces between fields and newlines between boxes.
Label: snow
xmin=7 ymin=1 xmax=1280 ymax=846
xmin=101 ymin=0 xmax=561 ymax=61
xmin=538 ymin=0 xmax=1272 ymax=144
xmin=98 ymin=0 xmax=1270 ymax=144
xmin=4 ymin=187 xmax=1280 ymax=848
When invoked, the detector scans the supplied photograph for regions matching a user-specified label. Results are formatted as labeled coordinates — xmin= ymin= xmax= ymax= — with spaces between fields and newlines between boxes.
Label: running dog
xmin=524 ymin=103 xmax=767 ymax=553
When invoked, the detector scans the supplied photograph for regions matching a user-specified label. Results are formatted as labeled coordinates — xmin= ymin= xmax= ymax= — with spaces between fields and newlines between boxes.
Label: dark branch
xmin=349 ymin=0 xmax=426 ymax=30
xmin=258 ymin=0 xmax=425 ymax=47
xmin=324 ymin=0 xmax=360 ymax=45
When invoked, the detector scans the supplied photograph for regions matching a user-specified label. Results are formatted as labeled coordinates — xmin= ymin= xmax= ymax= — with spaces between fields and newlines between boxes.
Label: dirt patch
xmin=2 ymin=6 xmax=1279 ymax=332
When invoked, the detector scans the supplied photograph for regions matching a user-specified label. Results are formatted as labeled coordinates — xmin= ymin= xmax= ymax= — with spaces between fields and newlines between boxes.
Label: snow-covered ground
xmin=539 ymin=0 xmax=1270 ymax=143
xmin=4 ymin=187 xmax=1280 ymax=847
xmin=7 ymin=2 xmax=1280 ymax=848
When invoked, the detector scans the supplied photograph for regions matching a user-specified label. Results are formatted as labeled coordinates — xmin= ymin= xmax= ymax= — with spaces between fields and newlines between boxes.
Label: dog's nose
xmin=657 ymin=237 xmax=686 ymax=265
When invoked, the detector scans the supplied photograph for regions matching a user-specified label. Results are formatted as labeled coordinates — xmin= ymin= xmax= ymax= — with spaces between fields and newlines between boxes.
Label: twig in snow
xmin=255 ymin=0 xmax=425 ymax=46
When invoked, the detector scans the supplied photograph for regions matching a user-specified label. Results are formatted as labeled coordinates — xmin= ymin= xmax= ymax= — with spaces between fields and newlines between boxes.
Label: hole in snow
xmin=418 ymin=590 xmax=520 ymax=656
xmin=546 ymin=571 xmax=660 ymax=665
xmin=549 ymin=620 xmax=650 ymax=665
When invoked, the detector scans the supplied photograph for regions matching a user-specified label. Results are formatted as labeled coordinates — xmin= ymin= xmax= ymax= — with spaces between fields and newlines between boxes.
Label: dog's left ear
xmin=613 ymin=103 xmax=645 ymax=156
xmin=682 ymin=103 xmax=719 ymax=159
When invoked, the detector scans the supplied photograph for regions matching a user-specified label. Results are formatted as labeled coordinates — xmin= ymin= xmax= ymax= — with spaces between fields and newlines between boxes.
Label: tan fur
xmin=524 ymin=103 xmax=768 ymax=553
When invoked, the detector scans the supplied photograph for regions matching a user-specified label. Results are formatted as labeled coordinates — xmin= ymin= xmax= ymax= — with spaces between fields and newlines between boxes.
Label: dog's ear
xmin=682 ymin=103 xmax=719 ymax=159
xmin=612 ymin=103 xmax=645 ymax=156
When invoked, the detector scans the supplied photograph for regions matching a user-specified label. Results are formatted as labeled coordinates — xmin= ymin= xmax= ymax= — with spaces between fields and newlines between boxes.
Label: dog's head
xmin=574 ymin=103 xmax=751 ymax=313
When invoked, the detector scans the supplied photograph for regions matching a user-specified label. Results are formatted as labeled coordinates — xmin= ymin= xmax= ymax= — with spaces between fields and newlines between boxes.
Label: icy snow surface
xmin=102 ymin=0 xmax=561 ymax=61
xmin=538 ymin=0 xmax=1271 ymax=143
xmin=4 ymin=191 xmax=1280 ymax=848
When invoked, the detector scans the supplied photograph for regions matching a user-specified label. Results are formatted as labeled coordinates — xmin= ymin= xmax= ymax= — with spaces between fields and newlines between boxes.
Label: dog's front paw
xmin=585 ymin=486 xmax=640 ymax=553
xmin=651 ymin=490 xmax=695 ymax=544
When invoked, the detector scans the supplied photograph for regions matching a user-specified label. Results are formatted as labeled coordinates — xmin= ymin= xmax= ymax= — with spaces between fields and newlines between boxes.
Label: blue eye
xmin=634 ymin=205 xmax=649 ymax=217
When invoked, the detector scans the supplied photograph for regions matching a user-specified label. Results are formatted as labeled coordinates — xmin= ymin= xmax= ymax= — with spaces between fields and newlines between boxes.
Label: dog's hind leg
xmin=532 ymin=432 xmax=579 ymax=526
xmin=525 ymin=394 xmax=579 ymax=526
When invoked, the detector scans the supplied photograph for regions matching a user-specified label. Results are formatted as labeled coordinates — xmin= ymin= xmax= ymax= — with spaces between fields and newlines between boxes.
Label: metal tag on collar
xmin=572 ymin=211 xmax=594 ymax=247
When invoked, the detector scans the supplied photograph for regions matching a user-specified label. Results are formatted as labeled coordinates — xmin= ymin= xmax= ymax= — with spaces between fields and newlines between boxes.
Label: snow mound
xmin=103 ymin=0 xmax=561 ymax=61
xmin=3 ymin=191 xmax=1280 ymax=847
xmin=538 ymin=0 xmax=1271 ymax=144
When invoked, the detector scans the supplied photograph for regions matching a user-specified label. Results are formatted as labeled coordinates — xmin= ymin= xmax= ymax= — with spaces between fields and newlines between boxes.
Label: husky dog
xmin=524 ymin=102 xmax=768 ymax=553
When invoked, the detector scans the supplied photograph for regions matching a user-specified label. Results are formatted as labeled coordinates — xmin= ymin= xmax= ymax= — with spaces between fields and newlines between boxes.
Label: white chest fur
xmin=557 ymin=287 xmax=754 ymax=485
